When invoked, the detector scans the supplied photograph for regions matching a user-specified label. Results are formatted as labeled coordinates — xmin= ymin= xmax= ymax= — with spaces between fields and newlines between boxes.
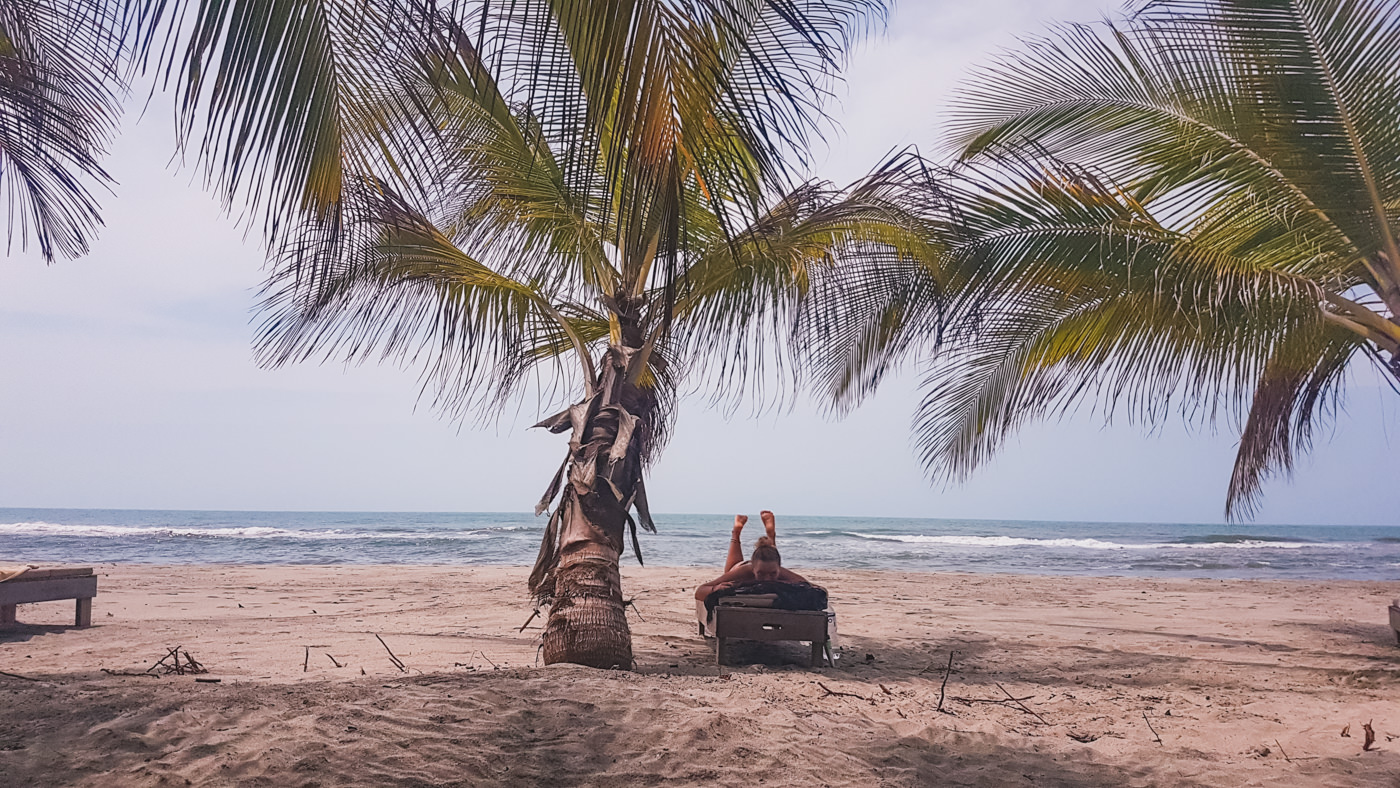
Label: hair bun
xmin=754 ymin=535 xmax=775 ymax=549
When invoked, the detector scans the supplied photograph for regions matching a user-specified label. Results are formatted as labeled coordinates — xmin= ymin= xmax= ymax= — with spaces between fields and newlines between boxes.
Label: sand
xmin=1 ymin=564 xmax=1397 ymax=786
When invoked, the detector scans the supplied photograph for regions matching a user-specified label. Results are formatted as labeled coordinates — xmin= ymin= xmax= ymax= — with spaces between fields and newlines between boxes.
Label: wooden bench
xmin=714 ymin=606 xmax=831 ymax=667
xmin=0 ymin=568 xmax=97 ymax=628
xmin=1389 ymin=601 xmax=1399 ymax=646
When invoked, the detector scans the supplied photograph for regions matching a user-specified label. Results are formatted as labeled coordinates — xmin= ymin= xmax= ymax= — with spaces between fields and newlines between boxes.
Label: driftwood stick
xmin=1143 ymin=712 xmax=1162 ymax=744
xmin=375 ymin=634 xmax=407 ymax=672
xmin=623 ymin=598 xmax=644 ymax=622
xmin=1363 ymin=720 xmax=1376 ymax=752
xmin=474 ymin=650 xmax=498 ymax=670
xmin=146 ymin=646 xmax=181 ymax=674
xmin=326 ymin=653 xmax=343 ymax=668
xmin=518 ymin=609 xmax=540 ymax=633
xmin=997 ymin=682 xmax=1050 ymax=725
xmin=100 ymin=669 xmax=160 ymax=678
xmin=952 ymin=695 xmax=1036 ymax=706
xmin=303 ymin=646 xmax=309 ymax=673
xmin=936 ymin=651 xmax=955 ymax=713
xmin=817 ymin=681 xmax=867 ymax=700
xmin=0 ymin=669 xmax=39 ymax=682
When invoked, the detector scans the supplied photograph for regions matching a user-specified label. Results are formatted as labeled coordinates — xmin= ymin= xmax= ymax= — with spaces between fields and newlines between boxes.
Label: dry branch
xmin=936 ymin=651 xmax=955 ymax=713
xmin=996 ymin=683 xmax=1050 ymax=725
xmin=1143 ymin=712 xmax=1162 ymax=744
xmin=817 ymin=681 xmax=867 ymax=700
xmin=375 ymin=634 xmax=407 ymax=672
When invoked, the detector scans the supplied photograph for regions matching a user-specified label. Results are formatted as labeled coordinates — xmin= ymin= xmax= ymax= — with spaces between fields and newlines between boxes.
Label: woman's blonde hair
xmin=752 ymin=536 xmax=780 ymax=564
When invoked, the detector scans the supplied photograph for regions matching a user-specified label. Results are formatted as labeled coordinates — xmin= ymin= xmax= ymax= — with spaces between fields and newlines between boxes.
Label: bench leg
xmin=1 ymin=604 xmax=14 ymax=627
xmin=75 ymin=597 xmax=93 ymax=627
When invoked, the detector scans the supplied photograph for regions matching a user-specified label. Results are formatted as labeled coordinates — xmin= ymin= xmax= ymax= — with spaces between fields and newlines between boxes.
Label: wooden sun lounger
xmin=1389 ymin=600 xmax=1399 ymax=646
xmin=714 ymin=606 xmax=831 ymax=667
xmin=0 ymin=568 xmax=97 ymax=628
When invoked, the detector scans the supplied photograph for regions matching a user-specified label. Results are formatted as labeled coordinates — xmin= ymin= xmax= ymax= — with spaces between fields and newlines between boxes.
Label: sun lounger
xmin=1389 ymin=599 xmax=1399 ymax=645
xmin=697 ymin=596 xmax=837 ymax=667
xmin=0 ymin=567 xmax=97 ymax=627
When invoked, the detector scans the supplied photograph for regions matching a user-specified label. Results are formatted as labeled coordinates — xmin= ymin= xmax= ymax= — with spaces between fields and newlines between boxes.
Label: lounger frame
xmin=713 ymin=606 xmax=831 ymax=667
xmin=0 ymin=568 xmax=97 ymax=627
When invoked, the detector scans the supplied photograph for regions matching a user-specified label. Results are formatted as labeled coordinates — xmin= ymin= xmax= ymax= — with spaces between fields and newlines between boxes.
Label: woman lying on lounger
xmin=694 ymin=510 xmax=808 ymax=600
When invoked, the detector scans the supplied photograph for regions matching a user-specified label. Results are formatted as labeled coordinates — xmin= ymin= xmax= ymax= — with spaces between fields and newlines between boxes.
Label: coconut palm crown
xmin=129 ymin=0 xmax=937 ymax=667
xmin=806 ymin=0 xmax=1400 ymax=520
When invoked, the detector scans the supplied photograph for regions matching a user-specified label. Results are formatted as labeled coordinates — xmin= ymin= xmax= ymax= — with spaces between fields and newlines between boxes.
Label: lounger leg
xmin=810 ymin=640 xmax=823 ymax=668
xmin=716 ymin=637 xmax=727 ymax=667
xmin=75 ymin=597 xmax=92 ymax=627
xmin=1 ymin=604 xmax=15 ymax=627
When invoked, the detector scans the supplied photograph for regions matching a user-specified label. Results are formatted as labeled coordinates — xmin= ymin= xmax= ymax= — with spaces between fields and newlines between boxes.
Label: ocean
xmin=3 ymin=508 xmax=1399 ymax=580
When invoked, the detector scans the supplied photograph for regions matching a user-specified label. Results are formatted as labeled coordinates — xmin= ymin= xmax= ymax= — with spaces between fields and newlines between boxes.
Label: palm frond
xmin=141 ymin=0 xmax=442 ymax=246
xmin=672 ymin=150 xmax=941 ymax=410
xmin=1226 ymin=321 xmax=1357 ymax=519
xmin=917 ymin=0 xmax=1400 ymax=518
xmin=0 ymin=0 xmax=128 ymax=260
xmin=256 ymin=178 xmax=591 ymax=419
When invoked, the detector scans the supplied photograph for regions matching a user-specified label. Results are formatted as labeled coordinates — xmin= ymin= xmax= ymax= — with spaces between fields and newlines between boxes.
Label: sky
xmin=1 ymin=0 xmax=1396 ymax=525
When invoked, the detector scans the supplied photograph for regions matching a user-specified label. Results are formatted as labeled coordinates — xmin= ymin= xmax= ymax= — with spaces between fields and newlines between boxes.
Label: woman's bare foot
xmin=733 ymin=514 xmax=748 ymax=534
xmin=760 ymin=510 xmax=776 ymax=544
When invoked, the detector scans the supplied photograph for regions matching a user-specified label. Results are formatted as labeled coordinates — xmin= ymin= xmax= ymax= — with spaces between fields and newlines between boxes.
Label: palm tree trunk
xmin=541 ymin=490 xmax=632 ymax=667
xmin=531 ymin=343 xmax=655 ymax=668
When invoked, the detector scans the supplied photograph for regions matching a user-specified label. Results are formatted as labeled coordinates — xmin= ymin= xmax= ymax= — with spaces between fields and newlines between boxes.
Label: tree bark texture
xmin=530 ymin=343 xmax=657 ymax=669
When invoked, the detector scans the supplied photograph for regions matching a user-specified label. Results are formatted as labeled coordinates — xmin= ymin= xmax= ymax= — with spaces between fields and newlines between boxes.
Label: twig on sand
xmin=953 ymin=695 xmax=1036 ymax=706
xmin=303 ymin=646 xmax=310 ymax=673
xmin=1143 ymin=712 xmax=1162 ymax=744
xmin=181 ymin=651 xmax=206 ymax=675
xmin=0 ymin=670 xmax=39 ymax=681
xmin=936 ymin=651 xmax=955 ymax=713
xmin=518 ymin=609 xmax=540 ymax=633
xmin=997 ymin=683 xmax=1050 ymax=726
xmin=145 ymin=646 xmax=182 ymax=674
xmin=101 ymin=669 xmax=159 ymax=678
xmin=623 ymin=598 xmax=644 ymax=622
xmin=326 ymin=653 xmax=343 ymax=668
xmin=1272 ymin=738 xmax=1316 ymax=761
xmin=474 ymin=650 xmax=499 ymax=670
xmin=1363 ymin=720 xmax=1376 ymax=752
xmin=817 ymin=681 xmax=867 ymax=700
xmin=145 ymin=647 xmax=207 ymax=676
xmin=375 ymin=634 xmax=407 ymax=672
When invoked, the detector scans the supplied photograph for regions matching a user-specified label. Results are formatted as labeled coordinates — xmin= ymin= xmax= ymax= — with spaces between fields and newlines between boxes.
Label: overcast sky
xmin=1 ymin=0 xmax=1395 ymax=524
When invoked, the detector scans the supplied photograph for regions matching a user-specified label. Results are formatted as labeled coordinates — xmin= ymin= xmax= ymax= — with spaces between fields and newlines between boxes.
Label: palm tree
xmin=0 ymin=0 xmax=129 ymax=261
xmin=131 ymin=0 xmax=934 ymax=667
xmin=807 ymin=0 xmax=1400 ymax=520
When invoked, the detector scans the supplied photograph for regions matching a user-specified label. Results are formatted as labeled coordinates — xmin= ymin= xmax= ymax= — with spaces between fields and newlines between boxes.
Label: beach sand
xmin=1 ymin=565 xmax=1397 ymax=786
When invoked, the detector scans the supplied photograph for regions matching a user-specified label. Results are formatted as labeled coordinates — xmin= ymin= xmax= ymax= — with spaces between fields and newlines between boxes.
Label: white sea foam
xmin=848 ymin=533 xmax=1319 ymax=550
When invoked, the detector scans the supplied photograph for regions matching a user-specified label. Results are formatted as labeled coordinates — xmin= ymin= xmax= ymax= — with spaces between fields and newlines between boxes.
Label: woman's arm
xmin=694 ymin=563 xmax=754 ymax=600
xmin=777 ymin=567 xmax=808 ymax=584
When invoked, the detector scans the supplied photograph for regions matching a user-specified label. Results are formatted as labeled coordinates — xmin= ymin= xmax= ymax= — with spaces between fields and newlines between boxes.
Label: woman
xmin=694 ymin=510 xmax=808 ymax=600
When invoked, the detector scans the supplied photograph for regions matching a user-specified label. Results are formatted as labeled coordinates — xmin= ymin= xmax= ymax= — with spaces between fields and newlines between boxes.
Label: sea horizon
xmin=3 ymin=507 xmax=1399 ymax=581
